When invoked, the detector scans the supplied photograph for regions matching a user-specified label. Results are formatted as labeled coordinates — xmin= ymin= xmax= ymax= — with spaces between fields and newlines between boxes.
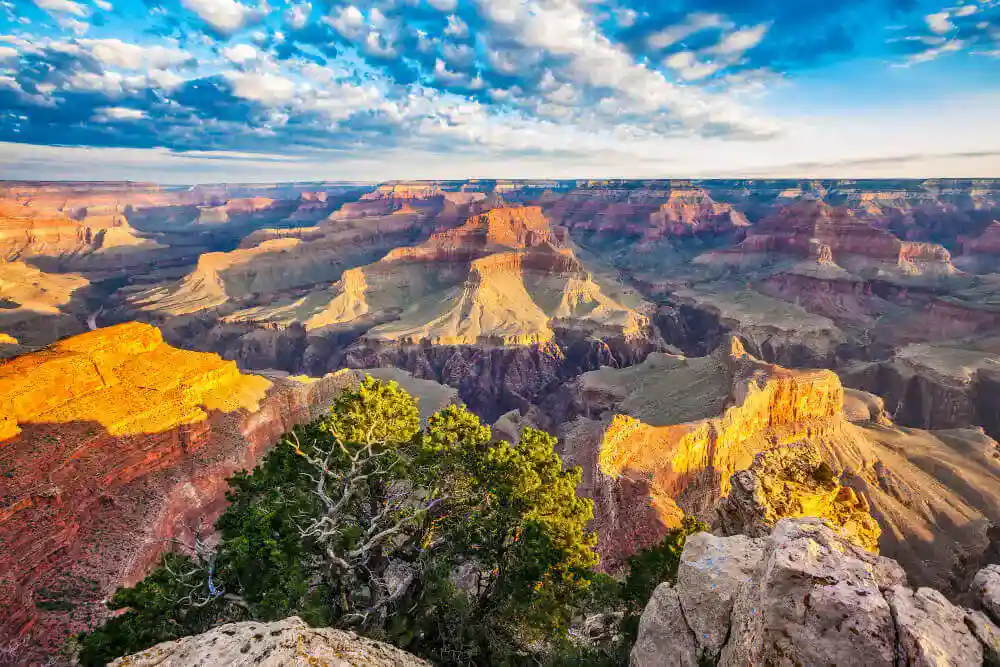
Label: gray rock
xmin=110 ymin=616 xmax=430 ymax=666
xmin=720 ymin=518 xmax=901 ymax=666
xmin=676 ymin=531 xmax=765 ymax=659
xmin=966 ymin=609 xmax=1000 ymax=666
xmin=630 ymin=583 xmax=699 ymax=667
xmin=974 ymin=565 xmax=1000 ymax=625
xmin=716 ymin=469 xmax=771 ymax=538
xmin=888 ymin=586 xmax=983 ymax=666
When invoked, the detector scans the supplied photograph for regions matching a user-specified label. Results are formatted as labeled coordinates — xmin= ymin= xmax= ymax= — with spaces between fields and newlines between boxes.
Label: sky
xmin=1 ymin=0 xmax=999 ymax=182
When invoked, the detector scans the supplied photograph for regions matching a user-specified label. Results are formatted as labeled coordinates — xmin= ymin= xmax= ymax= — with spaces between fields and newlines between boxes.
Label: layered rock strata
xmin=716 ymin=444 xmax=881 ymax=551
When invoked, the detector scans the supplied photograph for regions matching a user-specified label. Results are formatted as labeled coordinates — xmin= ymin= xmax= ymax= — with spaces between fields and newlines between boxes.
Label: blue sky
xmin=1 ymin=0 xmax=999 ymax=182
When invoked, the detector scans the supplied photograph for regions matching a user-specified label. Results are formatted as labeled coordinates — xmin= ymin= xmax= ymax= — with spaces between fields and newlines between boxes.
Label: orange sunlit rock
xmin=0 ymin=322 xmax=271 ymax=440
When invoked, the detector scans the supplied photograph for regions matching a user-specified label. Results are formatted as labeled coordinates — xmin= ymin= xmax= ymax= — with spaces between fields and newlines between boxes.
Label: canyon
xmin=2 ymin=178 xmax=1000 ymax=662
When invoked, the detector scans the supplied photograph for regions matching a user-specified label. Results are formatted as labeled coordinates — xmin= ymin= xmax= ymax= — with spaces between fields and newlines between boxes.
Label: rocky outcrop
xmin=889 ymin=586 xmax=984 ymax=666
xmin=558 ymin=336 xmax=1000 ymax=589
xmin=112 ymin=616 xmax=429 ymax=666
xmin=0 ymin=322 xmax=272 ymax=440
xmin=974 ymin=566 xmax=1000 ymax=623
xmin=716 ymin=444 xmax=881 ymax=551
xmin=560 ymin=338 xmax=853 ymax=568
xmin=959 ymin=222 xmax=1000 ymax=272
xmin=646 ymin=187 xmax=749 ymax=239
xmin=632 ymin=518 xmax=994 ymax=667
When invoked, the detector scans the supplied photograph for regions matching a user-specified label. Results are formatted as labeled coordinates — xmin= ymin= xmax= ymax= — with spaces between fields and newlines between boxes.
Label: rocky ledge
xmin=113 ymin=616 xmax=429 ymax=666
xmin=631 ymin=517 xmax=1000 ymax=666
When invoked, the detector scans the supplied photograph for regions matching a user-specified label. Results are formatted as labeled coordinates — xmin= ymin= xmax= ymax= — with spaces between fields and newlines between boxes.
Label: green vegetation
xmin=77 ymin=377 xmax=712 ymax=666
xmin=77 ymin=378 xmax=609 ymax=666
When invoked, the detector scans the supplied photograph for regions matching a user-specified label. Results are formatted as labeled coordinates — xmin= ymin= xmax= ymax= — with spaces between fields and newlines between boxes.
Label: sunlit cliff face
xmin=0 ymin=322 xmax=271 ymax=440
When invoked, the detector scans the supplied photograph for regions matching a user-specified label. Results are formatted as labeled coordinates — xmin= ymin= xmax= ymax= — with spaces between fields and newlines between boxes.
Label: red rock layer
xmin=0 ymin=337 xmax=354 ymax=660
xmin=646 ymin=188 xmax=749 ymax=238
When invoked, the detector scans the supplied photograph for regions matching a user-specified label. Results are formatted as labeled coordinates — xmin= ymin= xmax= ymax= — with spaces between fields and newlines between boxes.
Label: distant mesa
xmin=223 ymin=205 xmax=650 ymax=345
xmin=697 ymin=200 xmax=957 ymax=278
xmin=647 ymin=187 xmax=749 ymax=238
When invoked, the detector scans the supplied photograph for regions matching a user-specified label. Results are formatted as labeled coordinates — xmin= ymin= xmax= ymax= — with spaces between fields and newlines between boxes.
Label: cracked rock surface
xmin=632 ymin=518 xmax=1000 ymax=666
xmin=112 ymin=616 xmax=430 ymax=666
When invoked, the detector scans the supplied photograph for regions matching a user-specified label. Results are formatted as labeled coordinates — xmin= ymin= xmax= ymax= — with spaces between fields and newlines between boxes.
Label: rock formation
xmin=0 ymin=260 xmax=89 ymax=346
xmin=556 ymin=337 xmax=1000 ymax=590
xmin=716 ymin=444 xmax=881 ymax=551
xmin=0 ymin=195 xmax=175 ymax=276
xmin=699 ymin=200 xmax=957 ymax=278
xmin=958 ymin=222 xmax=1000 ymax=272
xmin=119 ymin=204 xmax=657 ymax=419
xmin=646 ymin=187 xmax=749 ymax=238
xmin=0 ymin=323 xmax=456 ymax=661
xmin=631 ymin=518 xmax=993 ymax=667
xmin=112 ymin=616 xmax=429 ymax=666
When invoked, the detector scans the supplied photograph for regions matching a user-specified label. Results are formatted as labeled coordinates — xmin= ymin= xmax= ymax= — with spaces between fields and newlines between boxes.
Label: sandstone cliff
xmin=843 ymin=343 xmax=1000 ymax=438
xmin=631 ymin=518 xmax=996 ymax=666
xmin=556 ymin=337 xmax=1000 ymax=590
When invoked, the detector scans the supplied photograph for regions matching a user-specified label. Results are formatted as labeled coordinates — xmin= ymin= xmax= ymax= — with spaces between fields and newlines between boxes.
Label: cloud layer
xmin=1 ymin=0 xmax=998 ymax=179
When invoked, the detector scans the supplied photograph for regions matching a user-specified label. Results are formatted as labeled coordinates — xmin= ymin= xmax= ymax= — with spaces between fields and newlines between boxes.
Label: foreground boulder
xmin=111 ymin=617 xmax=429 ymax=666
xmin=632 ymin=518 xmax=995 ymax=666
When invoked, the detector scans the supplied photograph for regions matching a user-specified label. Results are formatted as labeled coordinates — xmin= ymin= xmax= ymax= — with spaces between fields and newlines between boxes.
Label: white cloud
xmin=445 ymin=14 xmax=468 ymax=38
xmin=147 ymin=68 xmax=186 ymax=89
xmin=93 ymin=0 xmax=111 ymax=10
xmin=441 ymin=41 xmax=474 ymax=66
xmin=926 ymin=12 xmax=954 ymax=34
xmin=225 ymin=71 xmax=296 ymax=104
xmin=56 ymin=15 xmax=89 ymax=34
xmin=65 ymin=70 xmax=126 ymax=94
xmin=285 ymin=2 xmax=310 ymax=29
xmin=94 ymin=106 xmax=145 ymax=122
xmin=647 ymin=13 xmax=725 ymax=51
xmin=664 ymin=51 xmax=724 ymax=81
xmin=426 ymin=0 xmax=456 ymax=11
xmin=298 ymin=83 xmax=382 ymax=120
xmin=0 ymin=45 xmax=17 ymax=60
xmin=326 ymin=5 xmax=366 ymax=39
xmin=708 ymin=24 xmax=768 ymax=56
xmin=80 ymin=38 xmax=190 ymax=69
xmin=182 ymin=0 xmax=257 ymax=34
xmin=222 ymin=42 xmax=257 ymax=62
xmin=32 ymin=0 xmax=86 ymax=16
xmin=953 ymin=5 xmax=977 ymax=17
xmin=904 ymin=38 xmax=964 ymax=63
xmin=614 ymin=8 xmax=637 ymax=28
xmin=475 ymin=0 xmax=776 ymax=137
